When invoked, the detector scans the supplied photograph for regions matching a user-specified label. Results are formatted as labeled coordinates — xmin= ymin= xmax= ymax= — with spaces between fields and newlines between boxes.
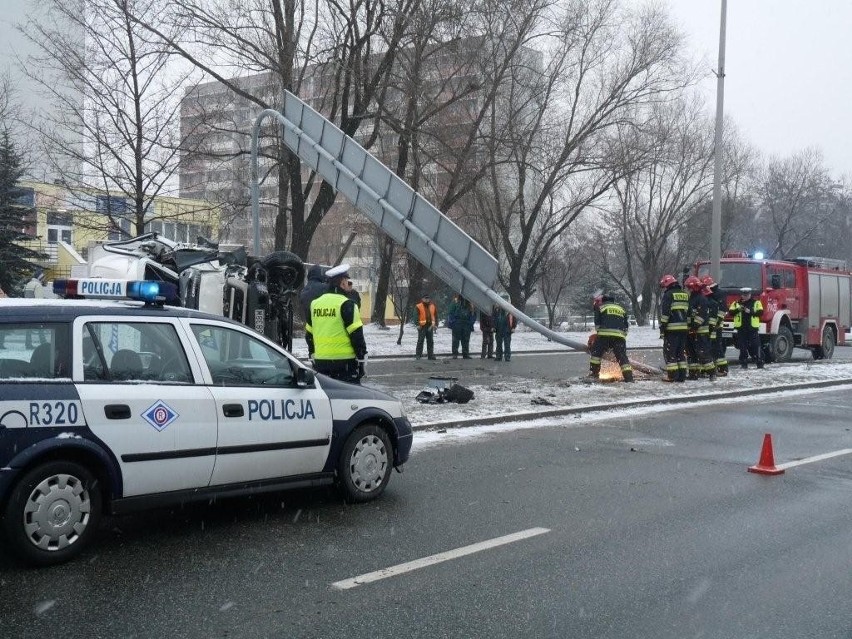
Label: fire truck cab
xmin=696 ymin=252 xmax=851 ymax=362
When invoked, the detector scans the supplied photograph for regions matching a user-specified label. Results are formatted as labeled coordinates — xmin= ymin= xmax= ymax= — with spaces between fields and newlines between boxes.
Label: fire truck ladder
xmin=250 ymin=93 xmax=661 ymax=374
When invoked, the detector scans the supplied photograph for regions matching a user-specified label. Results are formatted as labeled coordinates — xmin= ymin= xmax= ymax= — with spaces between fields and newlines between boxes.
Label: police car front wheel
xmin=337 ymin=425 xmax=393 ymax=503
xmin=2 ymin=461 xmax=102 ymax=566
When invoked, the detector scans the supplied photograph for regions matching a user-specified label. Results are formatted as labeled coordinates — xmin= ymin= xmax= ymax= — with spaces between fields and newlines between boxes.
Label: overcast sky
xmin=4 ymin=0 xmax=852 ymax=177
xmin=657 ymin=0 xmax=852 ymax=177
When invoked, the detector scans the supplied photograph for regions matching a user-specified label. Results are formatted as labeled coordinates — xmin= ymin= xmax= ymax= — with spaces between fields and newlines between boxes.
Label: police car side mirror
xmin=295 ymin=367 xmax=315 ymax=388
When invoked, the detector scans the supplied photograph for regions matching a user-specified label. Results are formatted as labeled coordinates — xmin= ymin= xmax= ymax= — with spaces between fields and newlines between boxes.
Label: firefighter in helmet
xmin=702 ymin=275 xmax=728 ymax=376
xmin=588 ymin=293 xmax=634 ymax=382
xmin=684 ymin=275 xmax=715 ymax=380
xmin=729 ymin=287 xmax=764 ymax=369
xmin=658 ymin=274 xmax=689 ymax=382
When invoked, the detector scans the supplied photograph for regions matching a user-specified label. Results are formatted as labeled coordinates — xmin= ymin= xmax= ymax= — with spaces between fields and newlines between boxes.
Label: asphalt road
xmin=2 ymin=388 xmax=851 ymax=639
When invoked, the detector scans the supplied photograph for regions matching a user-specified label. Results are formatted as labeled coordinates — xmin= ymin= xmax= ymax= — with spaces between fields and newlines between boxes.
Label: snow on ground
xmin=407 ymin=383 xmax=850 ymax=452
xmin=291 ymin=323 xmax=664 ymax=359
xmin=371 ymin=360 xmax=852 ymax=430
xmin=290 ymin=323 xmax=852 ymax=436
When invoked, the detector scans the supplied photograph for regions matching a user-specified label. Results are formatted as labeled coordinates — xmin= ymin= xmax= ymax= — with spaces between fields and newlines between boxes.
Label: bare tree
xmin=538 ymin=235 xmax=593 ymax=329
xmin=19 ymin=0 xmax=207 ymax=237
xmin=679 ymin=122 xmax=760 ymax=259
xmin=594 ymin=96 xmax=715 ymax=324
xmin=137 ymin=0 xmax=416 ymax=257
xmin=368 ymin=0 xmax=481 ymax=324
xmin=0 ymin=75 xmax=17 ymax=135
xmin=470 ymin=0 xmax=693 ymax=311
xmin=757 ymin=148 xmax=840 ymax=259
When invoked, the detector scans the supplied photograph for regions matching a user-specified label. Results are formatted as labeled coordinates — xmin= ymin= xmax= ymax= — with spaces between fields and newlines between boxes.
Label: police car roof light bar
xmin=53 ymin=278 xmax=177 ymax=305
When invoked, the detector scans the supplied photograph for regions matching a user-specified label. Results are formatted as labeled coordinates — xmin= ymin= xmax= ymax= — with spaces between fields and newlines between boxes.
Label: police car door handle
xmin=105 ymin=404 xmax=131 ymax=420
xmin=223 ymin=403 xmax=244 ymax=418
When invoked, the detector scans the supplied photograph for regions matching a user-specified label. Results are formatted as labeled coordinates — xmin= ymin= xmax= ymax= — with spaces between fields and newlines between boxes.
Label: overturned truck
xmin=83 ymin=233 xmax=305 ymax=350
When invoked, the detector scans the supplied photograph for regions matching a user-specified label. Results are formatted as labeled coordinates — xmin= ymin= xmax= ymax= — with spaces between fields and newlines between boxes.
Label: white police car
xmin=0 ymin=279 xmax=412 ymax=566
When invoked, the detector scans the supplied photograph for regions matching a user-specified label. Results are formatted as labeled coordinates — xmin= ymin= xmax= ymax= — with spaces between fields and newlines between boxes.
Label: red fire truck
xmin=695 ymin=251 xmax=851 ymax=362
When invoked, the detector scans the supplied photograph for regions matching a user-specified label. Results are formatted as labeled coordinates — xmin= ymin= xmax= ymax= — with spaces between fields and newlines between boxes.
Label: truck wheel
xmin=813 ymin=326 xmax=836 ymax=360
xmin=337 ymin=424 xmax=393 ymax=503
xmin=769 ymin=326 xmax=794 ymax=362
xmin=2 ymin=461 xmax=102 ymax=566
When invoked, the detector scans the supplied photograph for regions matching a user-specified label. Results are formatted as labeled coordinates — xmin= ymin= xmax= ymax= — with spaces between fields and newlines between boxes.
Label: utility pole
xmin=710 ymin=0 xmax=728 ymax=282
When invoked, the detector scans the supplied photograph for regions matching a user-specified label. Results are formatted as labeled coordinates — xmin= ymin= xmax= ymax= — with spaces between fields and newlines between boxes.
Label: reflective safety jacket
xmin=306 ymin=292 xmax=365 ymax=360
xmin=709 ymin=288 xmax=726 ymax=327
xmin=704 ymin=292 xmax=720 ymax=332
xmin=415 ymin=300 xmax=437 ymax=328
xmin=688 ymin=291 xmax=710 ymax=334
xmin=594 ymin=301 xmax=628 ymax=339
xmin=729 ymin=298 xmax=763 ymax=330
xmin=660 ymin=285 xmax=690 ymax=332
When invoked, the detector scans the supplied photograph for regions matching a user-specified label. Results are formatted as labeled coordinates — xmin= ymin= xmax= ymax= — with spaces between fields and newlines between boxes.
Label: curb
xmin=411 ymin=377 xmax=852 ymax=431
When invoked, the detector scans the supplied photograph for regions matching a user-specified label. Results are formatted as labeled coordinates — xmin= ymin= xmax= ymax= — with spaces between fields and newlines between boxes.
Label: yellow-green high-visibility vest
xmin=308 ymin=293 xmax=362 ymax=360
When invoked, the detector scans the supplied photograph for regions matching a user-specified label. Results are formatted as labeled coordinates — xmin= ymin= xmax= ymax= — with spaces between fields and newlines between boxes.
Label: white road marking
xmin=775 ymin=448 xmax=852 ymax=471
xmin=330 ymin=527 xmax=551 ymax=590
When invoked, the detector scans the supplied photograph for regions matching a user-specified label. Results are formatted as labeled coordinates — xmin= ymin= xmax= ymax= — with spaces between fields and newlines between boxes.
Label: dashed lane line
xmin=776 ymin=448 xmax=852 ymax=471
xmin=330 ymin=527 xmax=551 ymax=590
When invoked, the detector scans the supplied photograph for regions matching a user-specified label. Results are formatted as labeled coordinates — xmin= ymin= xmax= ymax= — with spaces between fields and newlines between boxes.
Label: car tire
xmin=2 ymin=461 xmax=102 ymax=566
xmin=337 ymin=424 xmax=393 ymax=503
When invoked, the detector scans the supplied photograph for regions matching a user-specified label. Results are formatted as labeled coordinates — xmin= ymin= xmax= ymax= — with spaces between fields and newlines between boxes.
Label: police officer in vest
xmin=729 ymin=287 xmax=764 ymax=369
xmin=305 ymin=263 xmax=368 ymax=383
xmin=588 ymin=293 xmax=634 ymax=382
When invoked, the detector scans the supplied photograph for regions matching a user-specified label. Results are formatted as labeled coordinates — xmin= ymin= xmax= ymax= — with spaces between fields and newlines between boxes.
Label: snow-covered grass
xmin=290 ymin=323 xmax=663 ymax=359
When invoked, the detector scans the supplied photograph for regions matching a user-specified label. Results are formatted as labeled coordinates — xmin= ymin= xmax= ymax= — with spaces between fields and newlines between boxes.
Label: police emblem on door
xmin=142 ymin=400 xmax=179 ymax=431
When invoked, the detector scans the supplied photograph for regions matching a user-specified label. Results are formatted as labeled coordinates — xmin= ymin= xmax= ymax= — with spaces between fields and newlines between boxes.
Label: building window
xmin=108 ymin=217 xmax=133 ymax=241
xmin=96 ymin=195 xmax=128 ymax=215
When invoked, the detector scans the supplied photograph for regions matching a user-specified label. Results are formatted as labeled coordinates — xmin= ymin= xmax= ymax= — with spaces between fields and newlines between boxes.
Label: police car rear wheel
xmin=338 ymin=425 xmax=392 ymax=503
xmin=3 ymin=461 xmax=102 ymax=566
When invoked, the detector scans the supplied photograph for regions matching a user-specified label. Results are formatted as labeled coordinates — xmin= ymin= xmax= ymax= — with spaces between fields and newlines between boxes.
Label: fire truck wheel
xmin=813 ymin=326 xmax=836 ymax=360
xmin=769 ymin=326 xmax=794 ymax=363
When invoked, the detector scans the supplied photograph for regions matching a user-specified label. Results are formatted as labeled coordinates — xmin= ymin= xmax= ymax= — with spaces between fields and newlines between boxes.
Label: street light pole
xmin=710 ymin=0 xmax=728 ymax=282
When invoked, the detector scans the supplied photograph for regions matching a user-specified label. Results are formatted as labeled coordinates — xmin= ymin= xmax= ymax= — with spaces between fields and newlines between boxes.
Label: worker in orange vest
xmin=415 ymin=294 xmax=438 ymax=360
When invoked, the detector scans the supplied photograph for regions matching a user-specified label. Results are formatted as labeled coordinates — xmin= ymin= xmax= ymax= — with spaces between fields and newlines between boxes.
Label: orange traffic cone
xmin=748 ymin=433 xmax=785 ymax=475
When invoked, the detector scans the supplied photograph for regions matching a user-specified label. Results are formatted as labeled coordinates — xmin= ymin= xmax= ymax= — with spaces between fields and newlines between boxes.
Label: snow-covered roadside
xmin=369 ymin=360 xmax=852 ymax=429
xmin=408 ymin=383 xmax=852 ymax=452
xmin=291 ymin=323 xmax=662 ymax=359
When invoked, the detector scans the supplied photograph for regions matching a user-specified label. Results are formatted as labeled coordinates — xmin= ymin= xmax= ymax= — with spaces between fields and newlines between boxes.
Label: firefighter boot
xmin=588 ymin=363 xmax=600 ymax=379
xmin=676 ymin=368 xmax=687 ymax=383
xmin=622 ymin=370 xmax=634 ymax=383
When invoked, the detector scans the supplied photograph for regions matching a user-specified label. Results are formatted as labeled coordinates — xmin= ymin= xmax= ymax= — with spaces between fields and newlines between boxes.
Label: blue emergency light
xmin=53 ymin=279 xmax=177 ymax=304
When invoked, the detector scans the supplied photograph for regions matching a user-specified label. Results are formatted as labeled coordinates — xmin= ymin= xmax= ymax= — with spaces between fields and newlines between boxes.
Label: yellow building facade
xmin=15 ymin=181 xmax=220 ymax=279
